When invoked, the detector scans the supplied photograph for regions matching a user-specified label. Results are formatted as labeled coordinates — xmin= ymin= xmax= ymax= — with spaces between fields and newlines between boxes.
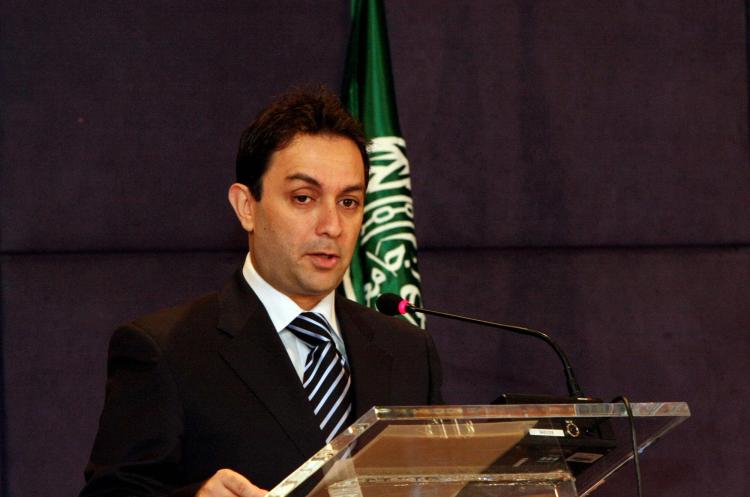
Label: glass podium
xmin=268 ymin=402 xmax=690 ymax=497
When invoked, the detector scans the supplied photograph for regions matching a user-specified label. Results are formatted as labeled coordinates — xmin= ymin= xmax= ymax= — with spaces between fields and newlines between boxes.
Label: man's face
xmin=247 ymin=133 xmax=366 ymax=309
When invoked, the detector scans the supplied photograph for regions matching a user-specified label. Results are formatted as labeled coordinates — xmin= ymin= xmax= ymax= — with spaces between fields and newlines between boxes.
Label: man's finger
xmin=198 ymin=469 xmax=268 ymax=497
xmin=220 ymin=469 xmax=267 ymax=497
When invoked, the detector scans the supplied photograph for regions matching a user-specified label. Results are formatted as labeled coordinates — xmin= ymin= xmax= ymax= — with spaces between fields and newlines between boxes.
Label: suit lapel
xmin=336 ymin=297 xmax=393 ymax=417
xmin=217 ymin=272 xmax=325 ymax=456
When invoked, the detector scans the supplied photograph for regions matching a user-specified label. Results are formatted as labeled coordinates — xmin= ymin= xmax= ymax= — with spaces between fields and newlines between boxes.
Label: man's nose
xmin=316 ymin=201 xmax=343 ymax=238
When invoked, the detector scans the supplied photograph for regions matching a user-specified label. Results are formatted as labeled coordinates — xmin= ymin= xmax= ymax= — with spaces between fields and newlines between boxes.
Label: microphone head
xmin=376 ymin=293 xmax=411 ymax=316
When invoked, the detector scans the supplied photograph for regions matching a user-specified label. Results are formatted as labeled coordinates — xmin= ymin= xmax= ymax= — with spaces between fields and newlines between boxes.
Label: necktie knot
xmin=286 ymin=312 xmax=334 ymax=348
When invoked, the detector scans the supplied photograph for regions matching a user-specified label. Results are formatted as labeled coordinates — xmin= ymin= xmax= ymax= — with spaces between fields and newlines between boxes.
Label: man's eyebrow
xmin=286 ymin=173 xmax=321 ymax=188
xmin=286 ymin=173 xmax=365 ymax=194
xmin=341 ymin=184 xmax=366 ymax=194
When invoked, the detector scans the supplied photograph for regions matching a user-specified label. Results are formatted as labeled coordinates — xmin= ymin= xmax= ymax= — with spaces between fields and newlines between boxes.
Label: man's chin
xmin=298 ymin=276 xmax=344 ymax=298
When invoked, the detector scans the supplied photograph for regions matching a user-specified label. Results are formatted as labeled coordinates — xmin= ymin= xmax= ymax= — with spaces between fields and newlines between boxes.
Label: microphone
xmin=376 ymin=293 xmax=585 ymax=398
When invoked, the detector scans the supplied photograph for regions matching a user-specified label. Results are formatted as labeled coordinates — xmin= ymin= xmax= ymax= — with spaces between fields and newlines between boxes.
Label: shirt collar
xmin=241 ymin=253 xmax=338 ymax=333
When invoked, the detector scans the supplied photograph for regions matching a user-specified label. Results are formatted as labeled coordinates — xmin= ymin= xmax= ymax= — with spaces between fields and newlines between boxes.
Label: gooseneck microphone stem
xmin=408 ymin=303 xmax=584 ymax=398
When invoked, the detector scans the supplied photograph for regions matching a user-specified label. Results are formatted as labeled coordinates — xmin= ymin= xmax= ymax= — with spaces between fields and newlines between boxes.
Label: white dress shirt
xmin=241 ymin=253 xmax=349 ymax=381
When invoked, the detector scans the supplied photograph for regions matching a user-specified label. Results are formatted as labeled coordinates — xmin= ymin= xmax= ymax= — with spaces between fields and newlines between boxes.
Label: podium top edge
xmin=363 ymin=402 xmax=690 ymax=420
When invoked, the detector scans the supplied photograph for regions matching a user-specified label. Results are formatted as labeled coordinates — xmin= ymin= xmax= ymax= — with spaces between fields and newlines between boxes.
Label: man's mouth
xmin=307 ymin=252 xmax=340 ymax=269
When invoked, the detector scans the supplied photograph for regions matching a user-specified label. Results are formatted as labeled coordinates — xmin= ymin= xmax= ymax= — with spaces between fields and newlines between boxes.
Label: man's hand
xmin=196 ymin=469 xmax=268 ymax=497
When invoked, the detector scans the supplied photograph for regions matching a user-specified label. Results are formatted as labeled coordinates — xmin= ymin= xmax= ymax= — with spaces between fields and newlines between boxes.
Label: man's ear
xmin=228 ymin=183 xmax=256 ymax=233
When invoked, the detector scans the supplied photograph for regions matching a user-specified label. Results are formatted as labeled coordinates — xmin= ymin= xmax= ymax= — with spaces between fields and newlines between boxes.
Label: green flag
xmin=341 ymin=0 xmax=425 ymax=328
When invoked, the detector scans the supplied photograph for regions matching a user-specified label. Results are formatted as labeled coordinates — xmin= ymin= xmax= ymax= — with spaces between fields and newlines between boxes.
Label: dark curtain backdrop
xmin=2 ymin=2 xmax=749 ymax=496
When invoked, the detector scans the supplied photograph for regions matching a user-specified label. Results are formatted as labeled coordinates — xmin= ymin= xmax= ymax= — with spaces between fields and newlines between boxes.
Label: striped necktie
xmin=286 ymin=312 xmax=353 ymax=443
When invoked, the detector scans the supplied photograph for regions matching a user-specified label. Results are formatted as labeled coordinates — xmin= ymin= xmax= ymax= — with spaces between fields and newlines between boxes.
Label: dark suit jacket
xmin=81 ymin=271 xmax=442 ymax=497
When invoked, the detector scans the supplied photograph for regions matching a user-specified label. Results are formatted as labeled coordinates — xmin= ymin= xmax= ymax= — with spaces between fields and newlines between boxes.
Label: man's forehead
xmin=274 ymin=132 xmax=356 ymax=155
xmin=266 ymin=135 xmax=364 ymax=179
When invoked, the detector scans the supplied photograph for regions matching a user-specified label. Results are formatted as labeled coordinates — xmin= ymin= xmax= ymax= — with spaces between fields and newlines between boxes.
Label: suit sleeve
xmin=80 ymin=324 xmax=203 ymax=497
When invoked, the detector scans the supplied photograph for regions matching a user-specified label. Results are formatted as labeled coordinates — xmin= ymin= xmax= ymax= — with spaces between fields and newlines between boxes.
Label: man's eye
xmin=293 ymin=195 xmax=312 ymax=204
xmin=340 ymin=198 xmax=359 ymax=208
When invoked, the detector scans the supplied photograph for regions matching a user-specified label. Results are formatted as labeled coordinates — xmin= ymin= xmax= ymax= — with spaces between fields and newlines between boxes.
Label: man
xmin=80 ymin=86 xmax=442 ymax=497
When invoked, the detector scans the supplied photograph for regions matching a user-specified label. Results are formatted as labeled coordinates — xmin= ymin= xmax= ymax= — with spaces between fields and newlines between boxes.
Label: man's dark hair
xmin=236 ymin=85 xmax=369 ymax=199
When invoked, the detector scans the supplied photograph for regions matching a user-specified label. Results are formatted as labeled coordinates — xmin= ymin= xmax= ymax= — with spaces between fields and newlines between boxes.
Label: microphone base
xmin=492 ymin=393 xmax=616 ymax=476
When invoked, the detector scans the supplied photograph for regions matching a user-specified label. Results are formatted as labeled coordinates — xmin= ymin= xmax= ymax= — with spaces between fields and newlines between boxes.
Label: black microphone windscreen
xmin=376 ymin=293 xmax=406 ymax=316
